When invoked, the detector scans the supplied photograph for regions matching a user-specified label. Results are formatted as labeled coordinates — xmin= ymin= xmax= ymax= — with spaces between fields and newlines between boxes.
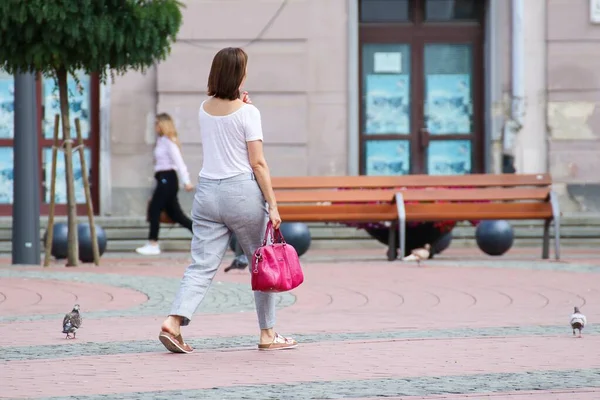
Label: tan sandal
xmin=158 ymin=331 xmax=194 ymax=354
xmin=258 ymin=333 xmax=298 ymax=351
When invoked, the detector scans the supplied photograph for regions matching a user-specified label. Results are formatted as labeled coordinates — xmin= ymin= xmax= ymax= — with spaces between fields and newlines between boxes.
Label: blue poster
xmin=0 ymin=147 xmax=14 ymax=203
xmin=43 ymin=72 xmax=91 ymax=139
xmin=0 ymin=78 xmax=14 ymax=139
xmin=365 ymin=140 xmax=410 ymax=176
xmin=427 ymin=140 xmax=471 ymax=175
xmin=365 ymin=74 xmax=410 ymax=135
xmin=43 ymin=147 xmax=91 ymax=204
xmin=425 ymin=74 xmax=472 ymax=135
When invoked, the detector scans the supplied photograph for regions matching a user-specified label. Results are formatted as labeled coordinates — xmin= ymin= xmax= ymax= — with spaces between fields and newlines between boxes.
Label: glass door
xmin=420 ymin=42 xmax=481 ymax=175
xmin=361 ymin=43 xmax=414 ymax=176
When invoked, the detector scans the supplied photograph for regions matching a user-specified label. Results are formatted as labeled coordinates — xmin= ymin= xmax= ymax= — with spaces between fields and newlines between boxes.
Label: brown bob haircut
xmin=207 ymin=47 xmax=248 ymax=101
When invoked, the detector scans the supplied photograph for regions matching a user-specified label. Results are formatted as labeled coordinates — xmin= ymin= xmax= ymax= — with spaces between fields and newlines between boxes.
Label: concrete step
xmin=1 ymin=213 xmax=600 ymax=228
xmin=0 ymin=225 xmax=582 ymax=241
xmin=0 ymin=214 xmax=596 ymax=253
xmin=0 ymin=237 xmax=590 ymax=254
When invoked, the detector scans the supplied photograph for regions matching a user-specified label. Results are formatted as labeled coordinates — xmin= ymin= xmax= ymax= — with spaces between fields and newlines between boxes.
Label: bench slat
xmin=279 ymin=203 xmax=552 ymax=222
xmin=272 ymin=173 xmax=551 ymax=189
xmin=278 ymin=204 xmax=397 ymax=223
xmin=275 ymin=190 xmax=395 ymax=203
xmin=275 ymin=187 xmax=550 ymax=203
xmin=403 ymin=188 xmax=550 ymax=202
xmin=278 ymin=202 xmax=552 ymax=223
xmin=404 ymin=203 xmax=553 ymax=221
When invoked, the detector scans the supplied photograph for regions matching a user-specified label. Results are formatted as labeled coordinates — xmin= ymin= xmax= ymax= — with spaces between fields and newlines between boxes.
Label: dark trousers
xmin=365 ymin=222 xmax=446 ymax=258
xmin=148 ymin=170 xmax=193 ymax=241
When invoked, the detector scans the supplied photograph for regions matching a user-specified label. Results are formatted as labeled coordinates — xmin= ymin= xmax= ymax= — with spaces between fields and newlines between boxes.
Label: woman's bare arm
xmin=247 ymin=140 xmax=277 ymax=210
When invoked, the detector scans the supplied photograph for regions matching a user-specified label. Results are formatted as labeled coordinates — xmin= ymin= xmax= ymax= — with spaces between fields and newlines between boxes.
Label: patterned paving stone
xmin=2 ymin=249 xmax=600 ymax=400
xmin=31 ymin=369 xmax=600 ymax=400
xmin=354 ymin=390 xmax=600 ymax=400
xmin=3 ymin=335 xmax=600 ymax=398
xmin=428 ymin=259 xmax=600 ymax=273
xmin=0 ymin=268 xmax=296 ymax=323
xmin=1 ymin=324 xmax=595 ymax=361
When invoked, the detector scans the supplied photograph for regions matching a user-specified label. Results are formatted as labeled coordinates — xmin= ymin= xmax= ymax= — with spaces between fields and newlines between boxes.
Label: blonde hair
xmin=156 ymin=113 xmax=181 ymax=149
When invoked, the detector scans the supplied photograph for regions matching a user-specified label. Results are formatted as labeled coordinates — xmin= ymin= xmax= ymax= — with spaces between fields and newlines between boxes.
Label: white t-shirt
xmin=198 ymin=101 xmax=264 ymax=179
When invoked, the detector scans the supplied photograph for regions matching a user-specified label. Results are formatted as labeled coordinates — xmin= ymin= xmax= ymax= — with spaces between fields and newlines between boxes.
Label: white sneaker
xmin=136 ymin=242 xmax=161 ymax=256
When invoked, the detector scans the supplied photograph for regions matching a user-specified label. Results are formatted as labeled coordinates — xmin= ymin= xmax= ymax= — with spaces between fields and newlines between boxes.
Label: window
xmin=424 ymin=0 xmax=482 ymax=21
xmin=360 ymin=0 xmax=411 ymax=22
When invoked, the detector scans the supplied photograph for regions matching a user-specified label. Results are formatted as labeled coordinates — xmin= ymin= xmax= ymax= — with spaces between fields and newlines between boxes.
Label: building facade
xmin=0 ymin=0 xmax=598 ymax=217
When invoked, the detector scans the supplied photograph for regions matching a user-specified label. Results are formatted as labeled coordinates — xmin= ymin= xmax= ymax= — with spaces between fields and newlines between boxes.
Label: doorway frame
xmin=348 ymin=0 xmax=503 ymax=176
xmin=358 ymin=0 xmax=485 ymax=175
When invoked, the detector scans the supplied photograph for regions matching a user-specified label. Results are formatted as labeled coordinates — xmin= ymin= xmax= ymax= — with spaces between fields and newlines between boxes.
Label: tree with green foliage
xmin=0 ymin=0 xmax=183 ymax=266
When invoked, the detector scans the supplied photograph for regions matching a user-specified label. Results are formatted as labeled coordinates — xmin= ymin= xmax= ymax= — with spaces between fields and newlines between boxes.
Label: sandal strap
xmin=175 ymin=334 xmax=188 ymax=346
xmin=274 ymin=333 xmax=295 ymax=344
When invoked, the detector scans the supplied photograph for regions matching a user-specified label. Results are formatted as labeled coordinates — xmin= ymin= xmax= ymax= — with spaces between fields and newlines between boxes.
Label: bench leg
xmin=387 ymin=223 xmax=398 ymax=261
xmin=550 ymin=190 xmax=561 ymax=260
xmin=394 ymin=193 xmax=406 ymax=261
xmin=542 ymin=219 xmax=550 ymax=260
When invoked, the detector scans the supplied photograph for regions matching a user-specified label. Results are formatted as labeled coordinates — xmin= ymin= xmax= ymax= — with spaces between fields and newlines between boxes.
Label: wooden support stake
xmin=75 ymin=118 xmax=100 ymax=265
xmin=43 ymin=114 xmax=60 ymax=267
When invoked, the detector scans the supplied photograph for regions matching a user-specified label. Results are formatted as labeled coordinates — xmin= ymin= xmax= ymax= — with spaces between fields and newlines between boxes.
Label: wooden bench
xmin=272 ymin=174 xmax=561 ymax=261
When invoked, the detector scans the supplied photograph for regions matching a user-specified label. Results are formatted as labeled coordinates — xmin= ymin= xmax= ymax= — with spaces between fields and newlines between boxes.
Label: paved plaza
xmin=0 ymin=247 xmax=599 ymax=399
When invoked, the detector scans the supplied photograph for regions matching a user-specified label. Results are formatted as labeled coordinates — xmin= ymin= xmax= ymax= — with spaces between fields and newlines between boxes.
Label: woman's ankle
xmin=260 ymin=328 xmax=275 ymax=342
xmin=162 ymin=315 xmax=182 ymax=333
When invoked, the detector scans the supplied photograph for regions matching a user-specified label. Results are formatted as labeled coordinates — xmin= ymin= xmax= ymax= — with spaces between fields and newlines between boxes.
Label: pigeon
xmin=402 ymin=244 xmax=431 ymax=266
xmin=224 ymin=255 xmax=248 ymax=273
xmin=62 ymin=304 xmax=82 ymax=339
xmin=570 ymin=306 xmax=587 ymax=338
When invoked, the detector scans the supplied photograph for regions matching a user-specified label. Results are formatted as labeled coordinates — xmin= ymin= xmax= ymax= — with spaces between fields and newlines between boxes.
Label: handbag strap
xmin=262 ymin=221 xmax=274 ymax=246
xmin=261 ymin=221 xmax=286 ymax=246
xmin=273 ymin=227 xmax=286 ymax=243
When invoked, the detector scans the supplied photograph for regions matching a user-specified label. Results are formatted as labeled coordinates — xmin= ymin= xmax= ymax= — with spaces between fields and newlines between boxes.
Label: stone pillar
xmin=513 ymin=0 xmax=548 ymax=173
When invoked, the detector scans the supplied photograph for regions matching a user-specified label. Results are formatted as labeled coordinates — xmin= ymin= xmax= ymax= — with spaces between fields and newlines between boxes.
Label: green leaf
xmin=0 ymin=0 xmax=183 ymax=78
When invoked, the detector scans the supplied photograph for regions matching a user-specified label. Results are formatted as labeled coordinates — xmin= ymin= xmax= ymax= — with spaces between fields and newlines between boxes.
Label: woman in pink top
xmin=158 ymin=47 xmax=297 ymax=353
xmin=136 ymin=113 xmax=194 ymax=256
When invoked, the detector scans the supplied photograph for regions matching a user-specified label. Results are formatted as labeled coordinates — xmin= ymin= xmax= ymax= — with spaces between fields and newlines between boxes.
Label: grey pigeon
xmin=570 ymin=306 xmax=587 ymax=338
xmin=62 ymin=304 xmax=82 ymax=339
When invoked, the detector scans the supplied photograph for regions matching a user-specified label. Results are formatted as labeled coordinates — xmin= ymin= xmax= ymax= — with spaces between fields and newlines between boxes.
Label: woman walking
xmin=158 ymin=47 xmax=297 ymax=353
xmin=136 ymin=113 xmax=194 ymax=256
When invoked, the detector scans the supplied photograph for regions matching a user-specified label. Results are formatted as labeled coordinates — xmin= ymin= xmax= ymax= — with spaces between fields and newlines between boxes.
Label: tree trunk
xmin=75 ymin=118 xmax=100 ymax=265
xmin=56 ymin=68 xmax=79 ymax=267
xmin=43 ymin=114 xmax=61 ymax=267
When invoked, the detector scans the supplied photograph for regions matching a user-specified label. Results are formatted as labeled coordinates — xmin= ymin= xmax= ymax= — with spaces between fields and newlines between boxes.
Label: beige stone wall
xmin=108 ymin=0 xmax=348 ymax=216
xmin=110 ymin=1 xmax=586 ymax=217
xmin=490 ymin=0 xmax=512 ymax=173
xmin=158 ymin=0 xmax=349 ymax=178
xmin=547 ymin=0 xmax=600 ymax=183
xmin=108 ymin=68 xmax=157 ymax=215
xmin=546 ymin=0 xmax=600 ymax=211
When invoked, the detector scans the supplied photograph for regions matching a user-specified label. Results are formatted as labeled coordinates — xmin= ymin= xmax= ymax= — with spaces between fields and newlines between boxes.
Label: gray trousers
xmin=169 ymin=173 xmax=275 ymax=329
xmin=233 ymin=239 xmax=248 ymax=263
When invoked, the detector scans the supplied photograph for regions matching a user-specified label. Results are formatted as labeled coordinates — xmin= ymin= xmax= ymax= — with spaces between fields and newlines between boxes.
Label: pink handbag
xmin=251 ymin=221 xmax=304 ymax=292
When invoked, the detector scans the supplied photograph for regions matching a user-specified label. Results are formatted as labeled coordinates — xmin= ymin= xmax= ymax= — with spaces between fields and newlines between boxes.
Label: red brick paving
xmin=0 ymin=278 xmax=147 ymax=316
xmin=356 ymin=390 xmax=600 ymax=400
xmin=2 ymin=335 xmax=599 ymax=398
xmin=1 ymin=260 xmax=599 ymax=347
xmin=1 ymin=247 xmax=600 ymax=398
